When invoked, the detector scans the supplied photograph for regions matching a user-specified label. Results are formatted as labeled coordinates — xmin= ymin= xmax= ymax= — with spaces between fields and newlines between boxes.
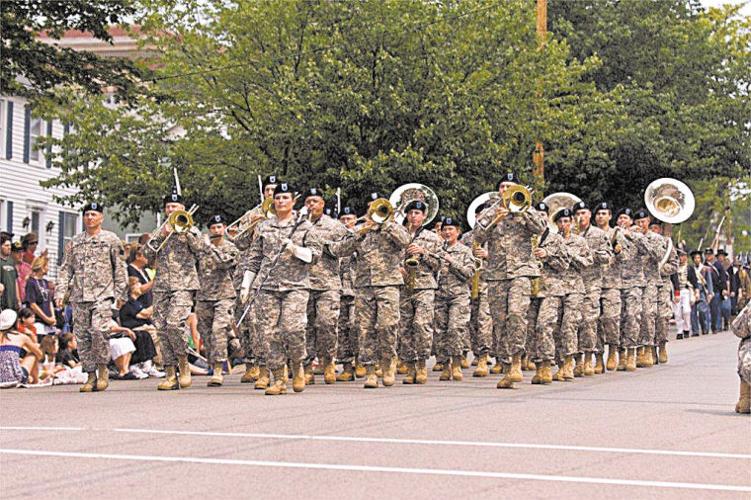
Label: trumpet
xmin=356 ymin=198 xmax=394 ymax=236
xmin=230 ymin=198 xmax=275 ymax=241
xmin=147 ymin=204 xmax=199 ymax=254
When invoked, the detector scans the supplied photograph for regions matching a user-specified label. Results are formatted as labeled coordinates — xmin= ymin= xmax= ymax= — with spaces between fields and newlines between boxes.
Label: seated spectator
xmin=126 ymin=245 xmax=154 ymax=307
xmin=15 ymin=307 xmax=38 ymax=343
xmin=108 ymin=319 xmax=161 ymax=380
xmin=39 ymin=335 xmax=64 ymax=380
xmin=0 ymin=309 xmax=46 ymax=387
xmin=119 ymin=278 xmax=163 ymax=377
xmin=25 ymin=255 xmax=57 ymax=337
xmin=56 ymin=333 xmax=80 ymax=369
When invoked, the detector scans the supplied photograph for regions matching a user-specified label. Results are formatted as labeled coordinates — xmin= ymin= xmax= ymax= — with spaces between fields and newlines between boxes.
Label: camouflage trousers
xmin=470 ymin=280 xmax=493 ymax=357
xmin=305 ymin=289 xmax=340 ymax=365
xmin=526 ymin=297 xmax=542 ymax=360
xmin=355 ymin=286 xmax=400 ymax=365
xmin=577 ymin=284 xmax=602 ymax=353
xmin=196 ymin=298 xmax=233 ymax=364
xmin=738 ymin=337 xmax=751 ymax=384
xmin=639 ymin=283 xmax=659 ymax=346
xmin=434 ymin=292 xmax=470 ymax=362
xmin=255 ymin=289 xmax=308 ymax=372
xmin=337 ymin=295 xmax=357 ymax=364
xmin=598 ymin=287 xmax=622 ymax=348
xmin=488 ymin=277 xmax=531 ymax=363
xmin=399 ymin=288 xmax=435 ymax=362
xmin=655 ymin=285 xmax=673 ymax=346
xmin=620 ymin=287 xmax=643 ymax=349
xmin=72 ymin=300 xmax=112 ymax=372
xmin=234 ymin=295 xmax=255 ymax=363
xmin=153 ymin=291 xmax=194 ymax=367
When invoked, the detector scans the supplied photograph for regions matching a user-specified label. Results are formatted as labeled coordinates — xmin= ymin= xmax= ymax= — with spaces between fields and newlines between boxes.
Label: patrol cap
xmin=208 ymin=214 xmax=225 ymax=227
xmin=163 ymin=187 xmax=183 ymax=206
xmin=649 ymin=219 xmax=662 ymax=228
xmin=497 ymin=172 xmax=520 ymax=188
xmin=616 ymin=207 xmax=633 ymax=219
xmin=404 ymin=200 xmax=427 ymax=214
xmin=273 ymin=182 xmax=295 ymax=197
xmin=82 ymin=202 xmax=104 ymax=214
xmin=594 ymin=202 xmax=612 ymax=213
xmin=553 ymin=208 xmax=573 ymax=222
xmin=573 ymin=201 xmax=589 ymax=212
xmin=441 ymin=216 xmax=461 ymax=229
xmin=339 ymin=206 xmax=355 ymax=218
xmin=535 ymin=202 xmax=549 ymax=214
xmin=633 ymin=208 xmax=650 ymax=221
xmin=304 ymin=187 xmax=324 ymax=200
xmin=264 ymin=175 xmax=279 ymax=186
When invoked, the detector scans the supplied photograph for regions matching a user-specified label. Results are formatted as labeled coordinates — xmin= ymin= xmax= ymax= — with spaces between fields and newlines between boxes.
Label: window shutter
xmin=58 ymin=211 xmax=65 ymax=265
xmin=6 ymin=201 xmax=13 ymax=232
xmin=23 ymin=104 xmax=31 ymax=163
xmin=46 ymin=120 xmax=53 ymax=168
xmin=5 ymin=101 xmax=12 ymax=159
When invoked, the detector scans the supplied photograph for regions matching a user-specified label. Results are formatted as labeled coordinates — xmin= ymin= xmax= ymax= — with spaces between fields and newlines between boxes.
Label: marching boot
xmin=496 ymin=364 xmax=515 ymax=389
xmin=617 ymin=349 xmax=627 ymax=371
xmin=382 ymin=357 xmax=396 ymax=387
xmin=292 ymin=363 xmax=306 ymax=393
xmin=364 ymin=365 xmax=379 ymax=389
xmin=509 ymin=353 xmax=523 ymax=383
xmin=241 ymin=363 xmax=259 ymax=383
xmin=531 ymin=362 xmax=543 ymax=384
xmin=626 ymin=348 xmax=637 ymax=372
xmin=403 ymin=363 xmax=416 ymax=384
xmin=265 ymin=368 xmax=288 ymax=395
xmin=157 ymin=366 xmax=179 ymax=390
xmin=658 ymin=344 xmax=668 ymax=364
xmin=304 ymin=364 xmax=316 ymax=385
xmin=583 ymin=353 xmax=594 ymax=376
xmin=254 ymin=366 xmax=270 ymax=390
xmin=473 ymin=354 xmax=489 ymax=377
xmin=355 ymin=362 xmax=366 ymax=378
xmin=471 ymin=356 xmax=479 ymax=367
xmin=177 ymin=356 xmax=192 ymax=388
xmin=460 ymin=355 xmax=470 ymax=369
xmin=563 ymin=355 xmax=575 ymax=380
xmin=95 ymin=364 xmax=109 ymax=392
xmin=336 ymin=363 xmax=355 ymax=382
xmin=451 ymin=356 xmax=464 ymax=381
xmin=594 ymin=353 xmax=605 ymax=374
xmin=397 ymin=359 xmax=408 ymax=375
xmin=636 ymin=346 xmax=647 ymax=368
xmin=526 ymin=357 xmax=537 ymax=371
xmin=490 ymin=359 xmax=503 ymax=374
xmin=643 ymin=346 xmax=655 ymax=367
xmin=606 ymin=345 xmax=618 ymax=371
xmin=432 ymin=362 xmax=444 ymax=373
xmin=553 ymin=362 xmax=566 ymax=382
xmin=439 ymin=363 xmax=451 ymax=381
xmin=573 ymin=354 xmax=584 ymax=378
xmin=415 ymin=360 xmax=428 ymax=384
xmin=735 ymin=380 xmax=751 ymax=414
xmin=541 ymin=361 xmax=553 ymax=384
xmin=375 ymin=363 xmax=383 ymax=378
xmin=208 ymin=362 xmax=224 ymax=386
xmin=80 ymin=371 xmax=97 ymax=393
xmin=323 ymin=358 xmax=337 ymax=385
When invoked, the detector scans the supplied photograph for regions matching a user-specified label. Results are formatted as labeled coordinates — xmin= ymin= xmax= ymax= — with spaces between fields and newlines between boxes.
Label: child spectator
xmin=0 ymin=309 xmax=45 ymax=387
xmin=120 ymin=277 xmax=163 ymax=377
xmin=16 ymin=307 xmax=38 ymax=343
xmin=56 ymin=333 xmax=80 ymax=369
xmin=39 ymin=335 xmax=64 ymax=380
xmin=25 ymin=255 xmax=57 ymax=336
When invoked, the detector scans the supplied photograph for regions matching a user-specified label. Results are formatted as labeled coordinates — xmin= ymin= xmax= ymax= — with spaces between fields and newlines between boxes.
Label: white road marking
xmin=112 ymin=427 xmax=751 ymax=460
xmin=0 ymin=426 xmax=85 ymax=432
xmin=1 ymin=448 xmax=749 ymax=492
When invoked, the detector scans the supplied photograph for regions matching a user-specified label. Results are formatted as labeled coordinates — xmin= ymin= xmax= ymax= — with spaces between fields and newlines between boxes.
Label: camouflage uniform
xmin=555 ymin=232 xmax=593 ymax=358
xmin=576 ymin=225 xmax=612 ymax=353
xmin=305 ymin=214 xmax=349 ymax=366
xmin=143 ymin=227 xmax=203 ymax=367
xmin=461 ymin=231 xmax=492 ymax=358
xmin=639 ymin=230 xmax=666 ymax=347
xmin=243 ymin=214 xmax=321 ymax=372
xmin=399 ymin=227 xmax=442 ymax=363
xmin=337 ymin=254 xmax=358 ymax=364
xmin=732 ymin=303 xmax=751 ymax=383
xmin=56 ymin=230 xmax=128 ymax=372
xmin=327 ymin=221 xmax=411 ymax=365
xmin=655 ymin=237 xmax=678 ymax=347
xmin=434 ymin=241 xmax=475 ymax=363
xmin=473 ymin=205 xmax=547 ymax=363
xmin=533 ymin=231 xmax=571 ymax=362
xmin=598 ymin=227 xmax=623 ymax=348
xmin=195 ymin=237 xmax=239 ymax=365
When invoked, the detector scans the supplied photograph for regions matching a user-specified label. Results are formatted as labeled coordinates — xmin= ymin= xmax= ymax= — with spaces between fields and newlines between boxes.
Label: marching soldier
xmin=594 ymin=202 xmax=623 ymax=371
xmin=650 ymin=220 xmax=678 ymax=364
xmin=55 ymin=202 xmax=128 ymax=393
xmin=433 ymin=217 xmax=475 ymax=382
xmin=304 ymin=188 xmax=349 ymax=384
xmin=731 ymin=301 xmax=751 ymax=414
xmin=473 ymin=173 xmax=547 ymax=389
xmin=335 ymin=206 xmax=359 ymax=381
xmin=400 ymin=200 xmax=442 ymax=385
xmin=195 ymin=215 xmax=240 ymax=387
xmin=327 ymin=192 xmax=411 ymax=389
xmin=633 ymin=209 xmax=665 ymax=368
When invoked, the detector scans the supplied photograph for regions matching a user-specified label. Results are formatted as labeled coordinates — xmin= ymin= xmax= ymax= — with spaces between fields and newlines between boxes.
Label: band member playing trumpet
xmin=399 ymin=200 xmax=442 ymax=385
xmin=327 ymin=192 xmax=411 ymax=389
xmin=335 ymin=206 xmax=359 ymax=381
xmin=473 ymin=173 xmax=547 ymax=389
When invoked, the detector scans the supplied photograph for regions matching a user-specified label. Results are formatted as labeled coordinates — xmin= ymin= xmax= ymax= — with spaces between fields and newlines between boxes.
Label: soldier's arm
xmin=242 ymin=232 xmax=264 ymax=275
xmin=420 ymin=235 xmax=442 ymax=272
xmin=111 ymin=238 xmax=128 ymax=302
xmin=326 ymin=231 xmax=357 ymax=258
xmin=542 ymin=236 xmax=571 ymax=272
xmin=473 ymin=205 xmax=501 ymax=245
xmin=594 ymin=233 xmax=613 ymax=265
xmin=141 ymin=228 xmax=163 ymax=261
xmin=448 ymin=248 xmax=476 ymax=282
xmin=572 ymin=239 xmax=594 ymax=270
xmin=382 ymin=221 xmax=411 ymax=249
xmin=521 ymin=208 xmax=547 ymax=235
xmin=55 ymin=241 xmax=73 ymax=303
xmin=301 ymin=227 xmax=323 ymax=265
xmin=660 ymin=240 xmax=679 ymax=276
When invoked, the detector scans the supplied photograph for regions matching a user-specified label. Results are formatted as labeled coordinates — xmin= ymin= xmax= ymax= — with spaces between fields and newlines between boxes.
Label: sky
xmin=700 ymin=0 xmax=751 ymax=16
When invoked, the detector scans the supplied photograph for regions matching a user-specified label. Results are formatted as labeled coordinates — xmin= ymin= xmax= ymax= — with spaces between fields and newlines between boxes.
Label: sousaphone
xmin=541 ymin=192 xmax=581 ymax=232
xmin=644 ymin=178 xmax=695 ymax=224
xmin=389 ymin=183 xmax=439 ymax=226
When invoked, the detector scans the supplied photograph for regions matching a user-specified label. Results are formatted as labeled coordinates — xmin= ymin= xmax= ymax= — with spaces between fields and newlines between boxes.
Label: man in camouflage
xmin=303 ymin=188 xmax=349 ymax=384
xmin=327 ymin=192 xmax=411 ymax=389
xmin=595 ymin=203 xmax=623 ymax=371
xmin=335 ymin=206 xmax=359 ymax=381
xmin=573 ymin=201 xmax=612 ymax=376
xmin=399 ymin=200 xmax=443 ymax=385
xmin=196 ymin=215 xmax=240 ymax=387
xmin=56 ymin=202 xmax=128 ymax=393
xmin=473 ymin=173 xmax=547 ymax=389
xmin=433 ymin=217 xmax=475 ymax=382
xmin=649 ymin=220 xmax=678 ymax=364
xmin=731 ymin=301 xmax=750 ymax=414
xmin=240 ymin=182 xmax=322 ymax=396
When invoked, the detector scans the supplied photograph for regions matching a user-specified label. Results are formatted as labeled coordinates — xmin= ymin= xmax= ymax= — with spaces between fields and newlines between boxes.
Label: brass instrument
xmin=531 ymin=233 xmax=542 ymax=297
xmin=466 ymin=192 xmax=495 ymax=229
xmin=480 ymin=185 xmax=532 ymax=230
xmin=231 ymin=198 xmax=275 ymax=241
xmin=644 ymin=178 xmax=695 ymax=224
xmin=356 ymin=198 xmax=394 ymax=236
xmin=470 ymin=242 xmax=482 ymax=299
xmin=404 ymin=254 xmax=420 ymax=290
xmin=542 ymin=192 xmax=581 ymax=233
xmin=148 ymin=204 xmax=200 ymax=253
xmin=389 ymin=183 xmax=439 ymax=226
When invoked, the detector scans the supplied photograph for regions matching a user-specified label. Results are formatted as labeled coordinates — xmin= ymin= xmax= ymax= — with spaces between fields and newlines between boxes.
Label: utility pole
xmin=532 ymin=0 xmax=547 ymax=201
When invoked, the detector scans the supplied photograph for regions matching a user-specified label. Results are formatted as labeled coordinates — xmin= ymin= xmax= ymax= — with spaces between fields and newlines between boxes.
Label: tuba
xmin=542 ymin=192 xmax=581 ymax=233
xmin=644 ymin=178 xmax=695 ymax=224
xmin=389 ymin=183 xmax=439 ymax=226
xmin=466 ymin=192 xmax=496 ymax=230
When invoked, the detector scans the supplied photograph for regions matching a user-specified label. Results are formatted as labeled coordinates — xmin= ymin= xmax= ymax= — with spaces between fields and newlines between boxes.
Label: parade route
xmin=1 ymin=332 xmax=749 ymax=499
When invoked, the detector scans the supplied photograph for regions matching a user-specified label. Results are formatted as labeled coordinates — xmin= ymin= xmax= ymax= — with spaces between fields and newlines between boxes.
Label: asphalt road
xmin=1 ymin=331 xmax=749 ymax=499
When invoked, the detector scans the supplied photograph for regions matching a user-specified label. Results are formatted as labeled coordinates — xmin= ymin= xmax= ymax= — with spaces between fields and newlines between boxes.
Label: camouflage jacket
xmin=578 ymin=224 xmax=612 ymax=290
xmin=538 ymin=231 xmax=571 ymax=297
xmin=56 ymin=229 xmax=128 ymax=304
xmin=732 ymin=302 xmax=751 ymax=339
xmin=600 ymin=226 xmax=623 ymax=289
xmin=309 ymin=214 xmax=349 ymax=291
xmin=658 ymin=235 xmax=679 ymax=290
xmin=642 ymin=230 xmax=666 ymax=287
xmin=196 ymin=237 xmax=239 ymax=301
xmin=327 ymin=221 xmax=411 ymax=288
xmin=560 ymin=233 xmax=593 ymax=294
xmin=232 ymin=204 xmax=265 ymax=251
xmin=436 ymin=241 xmax=475 ymax=299
xmin=616 ymin=228 xmax=661 ymax=289
xmin=340 ymin=254 xmax=356 ymax=298
xmin=473 ymin=206 xmax=547 ymax=280
xmin=243 ymin=214 xmax=322 ymax=292
xmin=402 ymin=226 xmax=442 ymax=290
xmin=143 ymin=226 xmax=202 ymax=293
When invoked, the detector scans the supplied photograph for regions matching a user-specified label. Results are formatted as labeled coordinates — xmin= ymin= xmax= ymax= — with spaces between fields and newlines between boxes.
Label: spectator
xmin=119 ymin=277 xmax=163 ymax=377
xmin=25 ymin=255 xmax=57 ymax=336
xmin=0 ymin=234 xmax=19 ymax=310
xmin=690 ymin=250 xmax=712 ymax=336
xmin=17 ymin=233 xmax=39 ymax=304
xmin=126 ymin=245 xmax=154 ymax=307
xmin=15 ymin=307 xmax=38 ymax=343
xmin=39 ymin=335 xmax=64 ymax=380
xmin=56 ymin=333 xmax=80 ymax=369
xmin=107 ymin=320 xmax=139 ymax=380
xmin=0 ymin=309 xmax=45 ymax=387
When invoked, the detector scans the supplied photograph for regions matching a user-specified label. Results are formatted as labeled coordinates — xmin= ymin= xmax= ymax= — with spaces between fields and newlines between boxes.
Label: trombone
xmin=229 ymin=198 xmax=275 ymax=241
xmin=355 ymin=198 xmax=394 ymax=236
xmin=147 ymin=204 xmax=200 ymax=253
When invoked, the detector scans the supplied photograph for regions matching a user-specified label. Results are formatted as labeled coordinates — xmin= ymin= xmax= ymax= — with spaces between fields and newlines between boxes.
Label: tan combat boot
xmin=606 ymin=345 xmax=618 ymax=371
xmin=292 ymin=363 xmax=305 ymax=393
xmin=473 ymin=354 xmax=489 ymax=377
xmin=594 ymin=353 xmax=605 ymax=374
xmin=526 ymin=356 xmax=537 ymax=371
xmin=626 ymin=348 xmax=637 ymax=372
xmin=583 ymin=353 xmax=594 ymax=376
xmin=735 ymin=380 xmax=751 ymax=414
xmin=241 ymin=363 xmax=259 ymax=383
xmin=553 ymin=362 xmax=566 ymax=382
xmin=265 ymin=368 xmax=288 ymax=395
xmin=304 ymin=364 xmax=315 ymax=385
xmin=208 ymin=362 xmax=224 ymax=387
xmin=563 ymin=355 xmax=575 ymax=380
xmin=254 ymin=366 xmax=270 ymax=390
xmin=80 ymin=371 xmax=97 ymax=393
xmin=336 ymin=363 xmax=355 ymax=382
xmin=432 ymin=362 xmax=444 ymax=373
xmin=95 ymin=364 xmax=109 ymax=392
xmin=617 ymin=349 xmax=627 ymax=371
xmin=323 ymin=359 xmax=337 ymax=385
xmin=509 ymin=354 xmax=523 ymax=383
xmin=439 ymin=362 xmax=451 ymax=381
xmin=636 ymin=346 xmax=647 ymax=368
xmin=451 ymin=356 xmax=464 ymax=381
xmin=496 ymin=364 xmax=514 ymax=389
xmin=364 ymin=365 xmax=379 ymax=389
xmin=177 ymin=356 xmax=192 ymax=388
xmin=541 ymin=361 xmax=553 ymax=384
xmin=157 ymin=366 xmax=179 ymax=390
xmin=490 ymin=359 xmax=503 ymax=374
xmin=460 ymin=356 xmax=470 ymax=369
xmin=531 ymin=362 xmax=543 ymax=385
xmin=658 ymin=344 xmax=668 ymax=364
xmin=355 ymin=363 xmax=366 ymax=378
xmin=415 ymin=360 xmax=428 ymax=384
xmin=382 ymin=357 xmax=396 ymax=387
xmin=397 ymin=359 xmax=408 ymax=375
xmin=643 ymin=347 xmax=654 ymax=367
xmin=573 ymin=354 xmax=584 ymax=377
xmin=403 ymin=363 xmax=416 ymax=384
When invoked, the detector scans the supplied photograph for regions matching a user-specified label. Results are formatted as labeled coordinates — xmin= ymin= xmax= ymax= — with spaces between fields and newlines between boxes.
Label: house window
xmin=31 ymin=210 xmax=41 ymax=234
xmin=30 ymin=117 xmax=42 ymax=162
xmin=58 ymin=211 xmax=79 ymax=264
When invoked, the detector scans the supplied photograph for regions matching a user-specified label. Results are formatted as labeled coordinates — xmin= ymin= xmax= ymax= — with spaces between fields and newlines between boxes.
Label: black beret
xmin=573 ymin=201 xmax=589 ymax=212
xmin=273 ymin=182 xmax=295 ymax=196
xmin=163 ymin=186 xmax=183 ymax=206
xmin=535 ymin=202 xmax=549 ymax=214
xmin=633 ymin=208 xmax=650 ymax=220
xmin=649 ymin=219 xmax=663 ymax=227
xmin=553 ymin=208 xmax=573 ymax=222
xmin=208 ymin=214 xmax=225 ymax=226
xmin=405 ymin=200 xmax=427 ymax=213
xmin=497 ymin=172 xmax=520 ymax=188
xmin=441 ymin=216 xmax=461 ymax=229
xmin=264 ymin=175 xmax=279 ymax=186
xmin=594 ymin=202 xmax=611 ymax=212
xmin=339 ymin=206 xmax=355 ymax=217
xmin=304 ymin=187 xmax=324 ymax=199
xmin=616 ymin=207 xmax=633 ymax=219
xmin=82 ymin=202 xmax=104 ymax=214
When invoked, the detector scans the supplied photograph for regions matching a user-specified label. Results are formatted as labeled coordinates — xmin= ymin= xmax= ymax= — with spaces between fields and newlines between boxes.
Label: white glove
xmin=291 ymin=245 xmax=313 ymax=263
xmin=240 ymin=270 xmax=256 ymax=303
